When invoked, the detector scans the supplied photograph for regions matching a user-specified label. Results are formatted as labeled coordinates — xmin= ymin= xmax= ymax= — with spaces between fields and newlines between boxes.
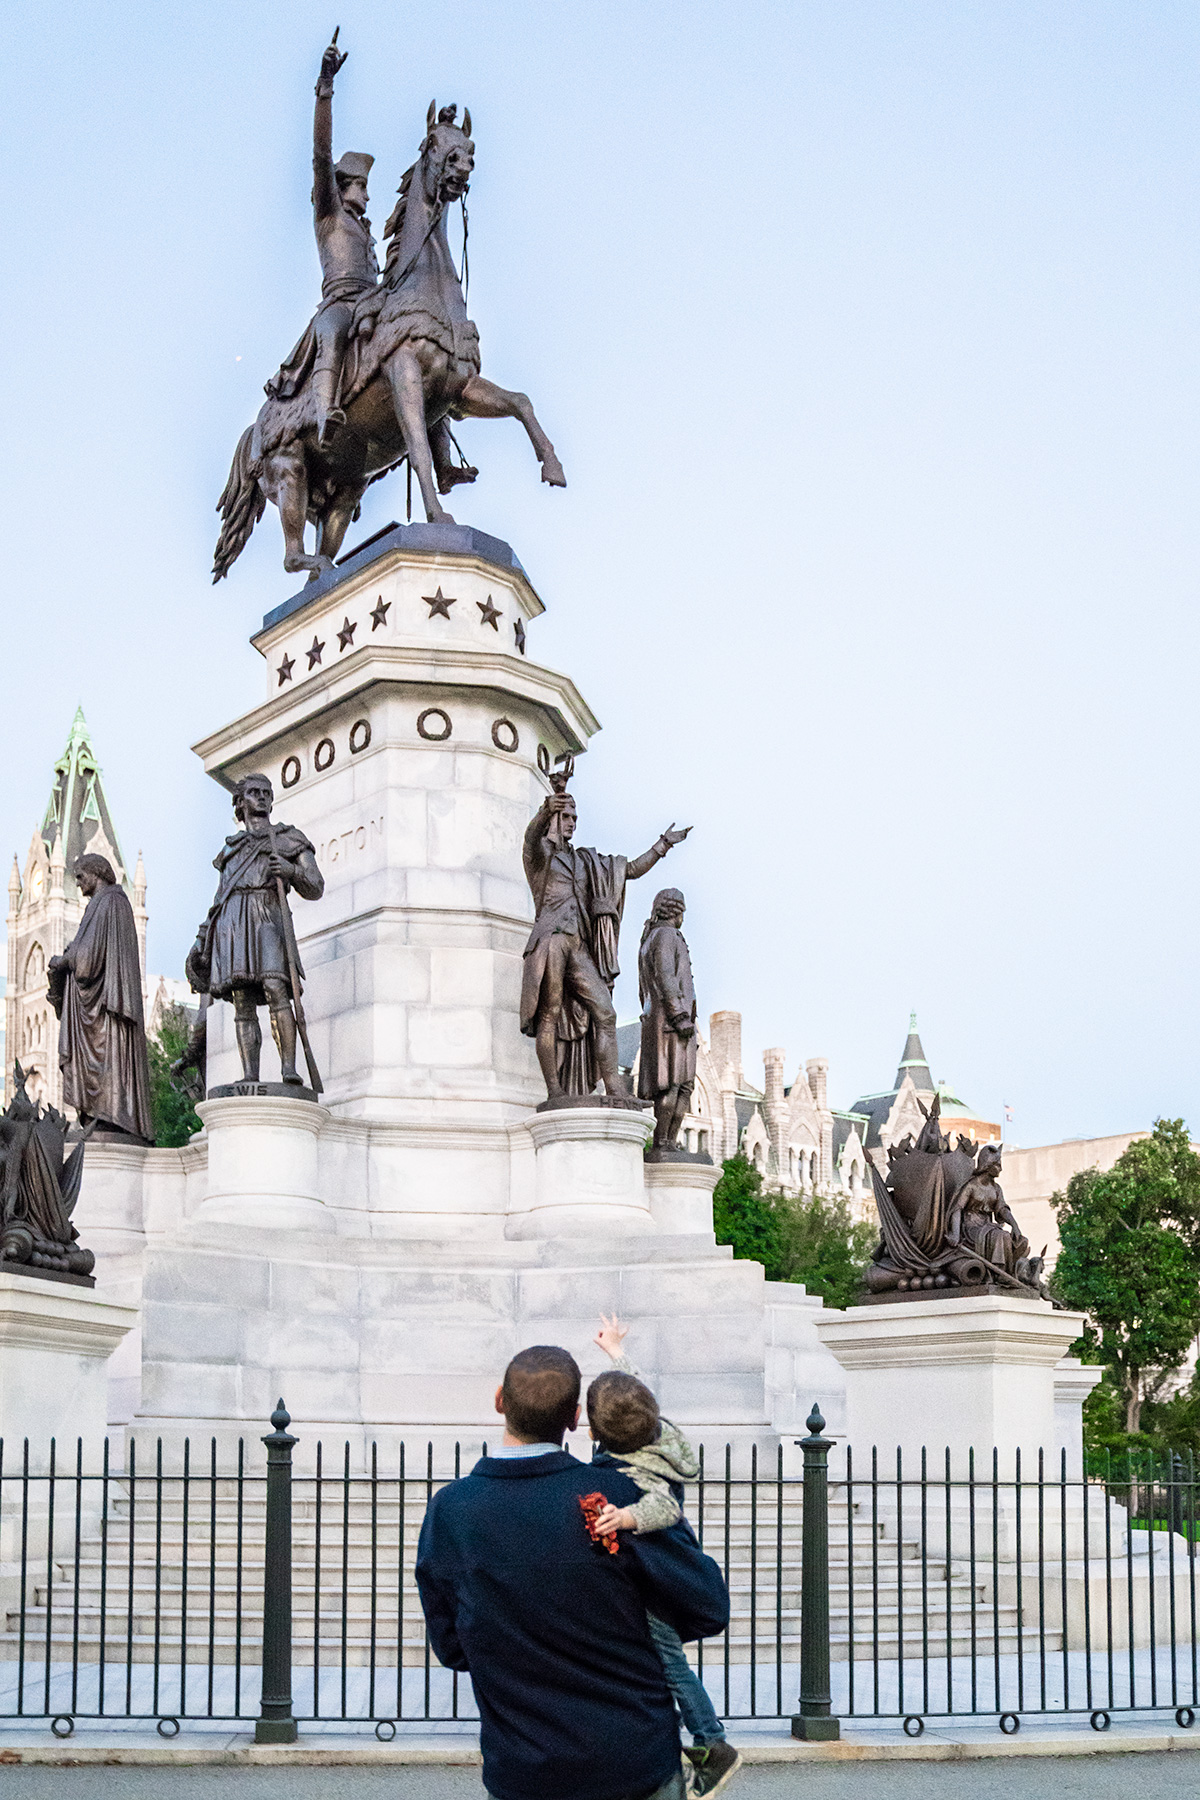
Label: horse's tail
xmin=212 ymin=426 xmax=265 ymax=583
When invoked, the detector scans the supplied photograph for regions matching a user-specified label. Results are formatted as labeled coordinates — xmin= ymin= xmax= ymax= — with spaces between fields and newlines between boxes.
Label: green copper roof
xmin=40 ymin=709 xmax=129 ymax=899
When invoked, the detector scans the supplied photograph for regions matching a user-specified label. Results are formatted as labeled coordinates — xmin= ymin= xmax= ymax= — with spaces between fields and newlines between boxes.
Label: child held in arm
xmin=589 ymin=1315 xmax=742 ymax=1799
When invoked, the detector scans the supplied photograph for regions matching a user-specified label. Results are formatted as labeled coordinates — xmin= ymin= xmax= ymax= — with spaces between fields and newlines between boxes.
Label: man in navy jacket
xmin=416 ymin=1345 xmax=730 ymax=1800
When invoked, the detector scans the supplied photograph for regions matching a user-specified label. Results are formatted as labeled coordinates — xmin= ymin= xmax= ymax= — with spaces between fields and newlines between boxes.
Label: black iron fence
xmin=1 ymin=1404 xmax=1198 ymax=1742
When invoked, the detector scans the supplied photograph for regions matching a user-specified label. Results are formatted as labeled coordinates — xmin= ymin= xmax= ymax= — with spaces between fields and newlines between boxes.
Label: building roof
xmin=40 ymin=709 xmax=129 ymax=901
xmin=894 ymin=1011 xmax=934 ymax=1093
xmin=831 ymin=1110 xmax=870 ymax=1159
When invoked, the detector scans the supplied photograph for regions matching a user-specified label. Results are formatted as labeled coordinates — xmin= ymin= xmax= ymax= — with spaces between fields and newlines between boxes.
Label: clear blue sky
xmin=2 ymin=1 xmax=1197 ymax=1144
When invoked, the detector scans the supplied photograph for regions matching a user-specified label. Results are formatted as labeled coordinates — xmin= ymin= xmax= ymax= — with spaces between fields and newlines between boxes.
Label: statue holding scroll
xmin=637 ymin=888 xmax=699 ymax=1155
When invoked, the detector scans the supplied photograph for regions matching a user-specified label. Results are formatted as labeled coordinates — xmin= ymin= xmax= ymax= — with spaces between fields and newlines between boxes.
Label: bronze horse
xmin=213 ymin=103 xmax=565 ymax=582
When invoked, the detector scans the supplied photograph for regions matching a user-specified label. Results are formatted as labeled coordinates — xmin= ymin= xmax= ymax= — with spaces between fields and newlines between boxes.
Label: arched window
xmin=24 ymin=943 xmax=45 ymax=988
xmin=753 ymin=1143 xmax=764 ymax=1171
xmin=698 ymin=1130 xmax=708 ymax=1156
xmin=809 ymin=1152 xmax=818 ymax=1188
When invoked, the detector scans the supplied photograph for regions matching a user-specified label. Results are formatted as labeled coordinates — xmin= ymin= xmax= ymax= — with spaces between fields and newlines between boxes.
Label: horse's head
xmin=421 ymin=101 xmax=474 ymax=205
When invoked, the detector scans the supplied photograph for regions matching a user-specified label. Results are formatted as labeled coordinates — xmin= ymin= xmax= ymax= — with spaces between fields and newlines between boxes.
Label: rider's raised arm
xmin=312 ymin=35 xmax=346 ymax=220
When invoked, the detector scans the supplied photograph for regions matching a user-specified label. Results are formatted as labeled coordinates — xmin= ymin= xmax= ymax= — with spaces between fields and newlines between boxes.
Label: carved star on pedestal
xmin=477 ymin=595 xmax=501 ymax=630
xmin=514 ymin=618 xmax=526 ymax=656
xmin=337 ymin=616 xmax=357 ymax=651
xmin=307 ymin=636 xmax=325 ymax=669
xmin=370 ymin=596 xmax=391 ymax=630
xmin=423 ymin=587 xmax=456 ymax=619
xmin=277 ymin=653 xmax=295 ymax=686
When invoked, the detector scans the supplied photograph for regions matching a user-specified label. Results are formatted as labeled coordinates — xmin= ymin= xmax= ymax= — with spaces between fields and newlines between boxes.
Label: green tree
xmin=147 ymin=1003 xmax=203 ymax=1149
xmin=773 ymin=1190 xmax=875 ymax=1310
xmin=712 ymin=1154 xmax=782 ymax=1277
xmin=1051 ymin=1119 xmax=1200 ymax=1434
xmin=711 ymin=1156 xmax=875 ymax=1306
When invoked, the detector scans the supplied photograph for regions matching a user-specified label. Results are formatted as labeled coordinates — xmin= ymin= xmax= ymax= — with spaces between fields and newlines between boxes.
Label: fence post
xmin=791 ymin=1404 xmax=839 ymax=1741
xmin=1171 ymin=1452 xmax=1186 ymax=1540
xmin=256 ymin=1400 xmax=298 ymax=1745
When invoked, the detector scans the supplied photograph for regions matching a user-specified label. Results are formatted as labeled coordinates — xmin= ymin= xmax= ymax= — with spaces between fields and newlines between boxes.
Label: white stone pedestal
xmin=643 ymin=1159 xmax=720 ymax=1236
xmin=510 ymin=1107 xmax=655 ymax=1238
xmin=815 ymin=1294 xmax=1086 ymax=1470
xmin=191 ymin=1096 xmax=335 ymax=1232
xmin=0 ymin=1272 xmax=136 ymax=1468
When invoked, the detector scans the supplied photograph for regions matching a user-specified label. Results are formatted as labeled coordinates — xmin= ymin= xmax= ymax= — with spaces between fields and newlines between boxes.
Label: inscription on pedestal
xmin=315 ymin=817 xmax=385 ymax=866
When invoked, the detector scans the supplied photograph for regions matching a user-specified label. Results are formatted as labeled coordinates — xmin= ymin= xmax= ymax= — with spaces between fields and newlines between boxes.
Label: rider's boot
xmin=313 ymin=368 xmax=346 ymax=445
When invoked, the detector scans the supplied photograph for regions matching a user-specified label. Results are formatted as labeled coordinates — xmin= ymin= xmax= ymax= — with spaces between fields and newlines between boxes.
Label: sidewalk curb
xmin=1 ymin=1730 xmax=1199 ymax=1766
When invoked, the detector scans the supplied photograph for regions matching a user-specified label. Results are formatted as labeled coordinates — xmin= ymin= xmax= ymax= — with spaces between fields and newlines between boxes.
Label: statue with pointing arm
xmin=521 ymin=767 xmax=690 ymax=1107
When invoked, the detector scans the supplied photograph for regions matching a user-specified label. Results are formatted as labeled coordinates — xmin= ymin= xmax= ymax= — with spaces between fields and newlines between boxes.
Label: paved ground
xmin=0 ymin=1759 xmax=1196 ymax=1799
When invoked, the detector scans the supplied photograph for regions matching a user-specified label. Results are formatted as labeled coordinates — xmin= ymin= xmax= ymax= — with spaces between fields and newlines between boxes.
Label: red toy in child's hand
xmin=579 ymin=1491 xmax=620 ymax=1554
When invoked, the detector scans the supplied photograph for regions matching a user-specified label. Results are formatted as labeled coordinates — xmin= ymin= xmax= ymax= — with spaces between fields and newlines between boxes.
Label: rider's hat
xmin=334 ymin=151 xmax=374 ymax=184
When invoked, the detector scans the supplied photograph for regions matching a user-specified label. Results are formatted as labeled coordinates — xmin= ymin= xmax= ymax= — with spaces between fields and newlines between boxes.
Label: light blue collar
xmin=491 ymin=1442 xmax=563 ymax=1459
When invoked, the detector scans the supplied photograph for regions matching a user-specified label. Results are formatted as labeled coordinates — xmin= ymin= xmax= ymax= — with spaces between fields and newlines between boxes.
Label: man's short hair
xmin=587 ymin=1370 xmax=660 ymax=1455
xmin=501 ymin=1346 xmax=581 ymax=1443
xmin=75 ymin=853 xmax=117 ymax=886
xmin=232 ymin=773 xmax=274 ymax=823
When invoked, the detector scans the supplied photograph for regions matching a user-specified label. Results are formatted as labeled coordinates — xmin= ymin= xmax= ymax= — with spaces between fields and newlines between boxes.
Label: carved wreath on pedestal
xmin=865 ymin=1096 xmax=1048 ymax=1301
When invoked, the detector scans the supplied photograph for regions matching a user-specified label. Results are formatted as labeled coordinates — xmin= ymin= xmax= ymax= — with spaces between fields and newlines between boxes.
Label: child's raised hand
xmin=594 ymin=1312 xmax=628 ymax=1360
xmin=594 ymin=1502 xmax=637 ymax=1536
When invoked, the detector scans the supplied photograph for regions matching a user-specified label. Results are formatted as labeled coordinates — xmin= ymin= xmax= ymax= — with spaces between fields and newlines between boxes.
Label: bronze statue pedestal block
xmin=509 ymin=1107 xmax=655 ymax=1239
xmin=0 ymin=1271 xmax=136 ymax=1472
xmin=535 ymin=1093 xmax=646 ymax=1114
xmin=816 ymin=1294 xmax=1088 ymax=1475
xmin=643 ymin=1158 xmax=720 ymax=1236
xmin=207 ymin=1081 xmax=320 ymax=1105
xmin=189 ymin=1096 xmax=335 ymax=1234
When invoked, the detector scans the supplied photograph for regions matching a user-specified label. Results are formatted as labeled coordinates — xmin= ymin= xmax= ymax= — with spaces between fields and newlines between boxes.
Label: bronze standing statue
xmin=214 ymin=33 xmax=565 ymax=583
xmin=521 ymin=775 xmax=690 ymax=1105
xmin=637 ymin=888 xmax=700 ymax=1156
xmin=48 ymin=854 xmax=154 ymax=1144
xmin=186 ymin=774 xmax=325 ymax=1095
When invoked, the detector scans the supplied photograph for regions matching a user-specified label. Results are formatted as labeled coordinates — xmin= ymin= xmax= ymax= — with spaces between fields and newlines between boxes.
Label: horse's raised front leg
xmin=384 ymin=348 xmax=454 ymax=525
xmin=454 ymin=375 xmax=567 ymax=488
xmin=259 ymin=445 xmax=334 ymax=579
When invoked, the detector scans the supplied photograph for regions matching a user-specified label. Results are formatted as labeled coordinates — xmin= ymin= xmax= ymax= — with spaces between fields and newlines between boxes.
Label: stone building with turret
xmin=4 ymin=710 xmax=148 ymax=1109
xmin=616 ymin=1010 xmax=1000 ymax=1226
xmin=617 ymin=1009 xmax=873 ymax=1213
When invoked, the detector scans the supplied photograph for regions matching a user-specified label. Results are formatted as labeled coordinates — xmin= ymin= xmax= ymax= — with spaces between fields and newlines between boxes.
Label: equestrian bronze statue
xmin=214 ymin=34 xmax=565 ymax=583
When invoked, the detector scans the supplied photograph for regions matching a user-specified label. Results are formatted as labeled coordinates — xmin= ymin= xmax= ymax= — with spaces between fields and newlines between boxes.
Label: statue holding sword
xmin=184 ymin=773 xmax=325 ymax=1095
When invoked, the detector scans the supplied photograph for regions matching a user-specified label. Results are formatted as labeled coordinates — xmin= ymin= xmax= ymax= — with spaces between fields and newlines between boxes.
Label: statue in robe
xmin=520 ymin=772 xmax=690 ymax=1104
xmin=637 ymin=888 xmax=699 ymax=1155
xmin=945 ymin=1144 xmax=1030 ymax=1276
xmin=48 ymin=854 xmax=153 ymax=1144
